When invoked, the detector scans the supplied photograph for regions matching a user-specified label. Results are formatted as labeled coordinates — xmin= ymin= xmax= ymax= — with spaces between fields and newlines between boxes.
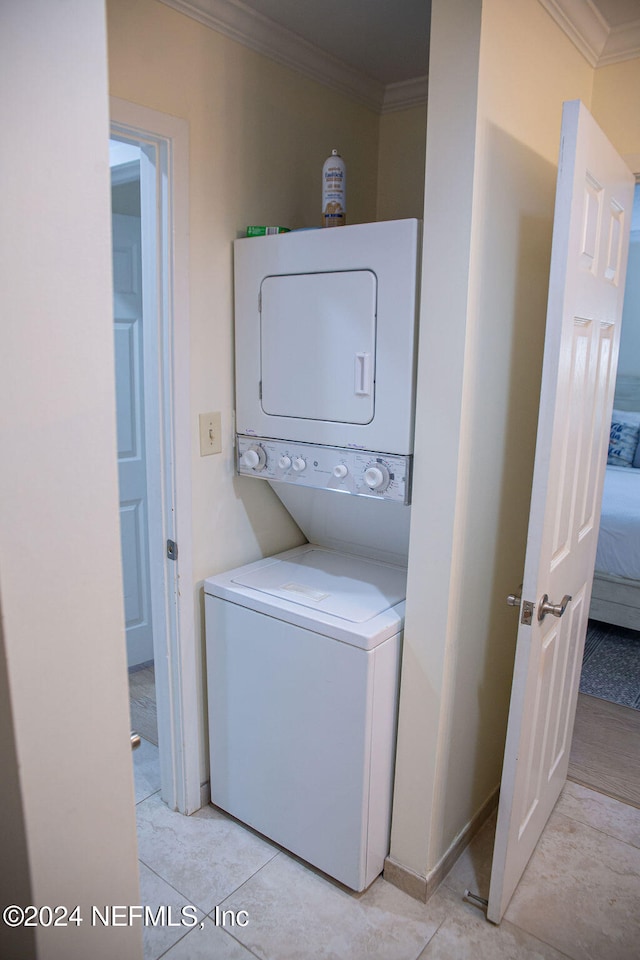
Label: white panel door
xmin=488 ymin=101 xmax=634 ymax=924
xmin=113 ymin=212 xmax=154 ymax=668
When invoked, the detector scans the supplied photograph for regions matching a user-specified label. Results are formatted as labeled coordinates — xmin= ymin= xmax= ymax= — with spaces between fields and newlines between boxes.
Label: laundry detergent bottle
xmin=322 ymin=149 xmax=346 ymax=227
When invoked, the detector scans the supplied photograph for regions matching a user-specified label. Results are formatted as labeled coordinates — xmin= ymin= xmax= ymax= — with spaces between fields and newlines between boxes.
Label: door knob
xmin=537 ymin=594 xmax=571 ymax=622
xmin=131 ymin=731 xmax=141 ymax=751
xmin=506 ymin=585 xmax=523 ymax=607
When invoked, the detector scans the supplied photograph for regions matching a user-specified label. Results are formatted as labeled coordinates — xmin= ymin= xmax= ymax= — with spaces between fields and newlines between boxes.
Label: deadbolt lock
xmin=506 ymin=587 xmax=533 ymax=625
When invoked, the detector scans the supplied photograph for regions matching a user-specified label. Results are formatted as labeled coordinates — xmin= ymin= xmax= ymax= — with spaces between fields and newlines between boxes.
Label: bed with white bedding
xmin=594 ymin=467 xmax=640 ymax=581
xmin=589 ymin=380 xmax=640 ymax=630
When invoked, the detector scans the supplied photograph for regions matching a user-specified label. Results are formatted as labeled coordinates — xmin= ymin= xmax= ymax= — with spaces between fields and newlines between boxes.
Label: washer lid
xmin=230 ymin=547 xmax=405 ymax=623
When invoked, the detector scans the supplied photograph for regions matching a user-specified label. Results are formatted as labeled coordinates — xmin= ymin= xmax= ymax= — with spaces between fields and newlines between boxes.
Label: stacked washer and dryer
xmin=204 ymin=219 xmax=420 ymax=892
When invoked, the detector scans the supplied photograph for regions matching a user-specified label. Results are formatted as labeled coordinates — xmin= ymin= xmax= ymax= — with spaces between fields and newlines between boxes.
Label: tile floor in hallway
xmin=133 ymin=739 xmax=640 ymax=960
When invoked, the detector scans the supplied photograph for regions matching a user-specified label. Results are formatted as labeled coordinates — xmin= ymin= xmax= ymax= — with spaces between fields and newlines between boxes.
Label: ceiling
xmin=238 ymin=0 xmax=431 ymax=86
xmin=159 ymin=0 xmax=640 ymax=111
xmin=592 ymin=0 xmax=640 ymax=27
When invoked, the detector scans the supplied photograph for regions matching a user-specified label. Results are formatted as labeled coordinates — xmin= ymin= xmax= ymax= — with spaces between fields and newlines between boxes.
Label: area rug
xmin=580 ymin=619 xmax=640 ymax=710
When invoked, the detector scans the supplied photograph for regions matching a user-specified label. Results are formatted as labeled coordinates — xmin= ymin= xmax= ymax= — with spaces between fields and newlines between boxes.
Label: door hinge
xmin=167 ymin=539 xmax=178 ymax=561
xmin=258 ymin=380 xmax=262 ymax=400
xmin=258 ymin=291 xmax=262 ymax=312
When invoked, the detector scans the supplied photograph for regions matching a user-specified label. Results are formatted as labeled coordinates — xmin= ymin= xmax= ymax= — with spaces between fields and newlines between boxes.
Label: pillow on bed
xmin=608 ymin=416 xmax=640 ymax=467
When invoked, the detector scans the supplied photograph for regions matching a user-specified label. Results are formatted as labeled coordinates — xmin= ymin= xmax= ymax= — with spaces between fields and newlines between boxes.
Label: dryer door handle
xmin=354 ymin=352 xmax=372 ymax=396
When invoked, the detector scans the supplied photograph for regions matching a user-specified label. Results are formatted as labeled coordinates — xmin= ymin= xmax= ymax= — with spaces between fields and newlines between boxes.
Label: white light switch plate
xmin=199 ymin=412 xmax=222 ymax=455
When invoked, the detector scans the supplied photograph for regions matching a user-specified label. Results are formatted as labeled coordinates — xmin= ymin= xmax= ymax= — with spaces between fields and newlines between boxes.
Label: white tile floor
xmin=133 ymin=741 xmax=640 ymax=960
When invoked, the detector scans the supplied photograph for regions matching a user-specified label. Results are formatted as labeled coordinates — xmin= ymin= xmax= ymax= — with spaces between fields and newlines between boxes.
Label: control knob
xmin=240 ymin=444 xmax=267 ymax=471
xmin=364 ymin=462 xmax=390 ymax=492
xmin=292 ymin=457 xmax=307 ymax=472
xmin=278 ymin=455 xmax=292 ymax=470
xmin=333 ymin=464 xmax=348 ymax=479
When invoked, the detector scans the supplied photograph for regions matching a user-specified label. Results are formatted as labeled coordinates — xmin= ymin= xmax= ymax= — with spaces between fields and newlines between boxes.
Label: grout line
xmin=137 ymin=858 xmax=210 ymax=917
xmin=210 ymin=850 xmax=282 ymax=913
xmin=136 ymin=788 xmax=162 ymax=806
xmin=152 ymin=925 xmax=192 ymax=960
xmin=432 ymin=888 xmax=577 ymax=960
xmin=409 ymin=912 xmax=449 ymax=960
xmin=201 ymin=855 xmax=283 ymax=960
xmin=216 ymin=926 xmax=264 ymax=960
xmin=500 ymin=916 xmax=575 ymax=960
xmin=554 ymin=805 xmax=640 ymax=850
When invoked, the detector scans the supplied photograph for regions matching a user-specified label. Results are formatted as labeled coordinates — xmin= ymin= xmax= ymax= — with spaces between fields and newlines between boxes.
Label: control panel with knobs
xmin=239 ymin=443 xmax=267 ymax=471
xmin=237 ymin=435 xmax=412 ymax=504
xmin=364 ymin=463 xmax=390 ymax=492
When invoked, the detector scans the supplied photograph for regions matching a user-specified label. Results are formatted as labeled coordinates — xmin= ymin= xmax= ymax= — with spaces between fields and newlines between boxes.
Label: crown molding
xmin=598 ymin=19 xmax=640 ymax=66
xmin=382 ymin=76 xmax=429 ymax=114
xmin=158 ymin=0 xmax=385 ymax=111
xmin=157 ymin=0 xmax=428 ymax=113
xmin=538 ymin=0 xmax=640 ymax=67
xmin=538 ymin=0 xmax=608 ymax=65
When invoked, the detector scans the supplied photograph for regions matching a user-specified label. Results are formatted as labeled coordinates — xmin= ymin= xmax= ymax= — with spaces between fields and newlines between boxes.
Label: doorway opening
xmin=570 ymin=180 xmax=640 ymax=809
xmin=110 ymin=100 xmax=200 ymax=815
xmin=110 ymin=138 xmax=160 ymax=770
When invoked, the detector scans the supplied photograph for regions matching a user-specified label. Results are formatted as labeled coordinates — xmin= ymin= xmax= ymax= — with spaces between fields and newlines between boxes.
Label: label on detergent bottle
xmin=322 ymin=149 xmax=346 ymax=228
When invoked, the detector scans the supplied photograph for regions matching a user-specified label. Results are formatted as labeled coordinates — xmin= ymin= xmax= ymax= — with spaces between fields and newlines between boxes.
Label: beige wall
xmin=107 ymin=0 xmax=381 ymax=586
xmin=377 ymin=105 xmax=427 ymax=221
xmin=391 ymin=0 xmax=593 ymax=883
xmin=107 ymin=0 xmax=384 ymax=781
xmin=0 ymin=1 xmax=141 ymax=957
xmin=439 ymin=0 xmax=593 ymax=850
xmin=592 ymin=57 xmax=640 ymax=165
xmin=106 ymin=0 xmax=639 ymax=895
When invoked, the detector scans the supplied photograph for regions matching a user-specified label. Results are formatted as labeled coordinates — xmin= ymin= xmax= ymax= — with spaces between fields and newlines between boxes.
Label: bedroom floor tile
xmin=556 ymin=780 xmax=640 ymax=848
xmin=503 ymin=809 xmax=640 ymax=960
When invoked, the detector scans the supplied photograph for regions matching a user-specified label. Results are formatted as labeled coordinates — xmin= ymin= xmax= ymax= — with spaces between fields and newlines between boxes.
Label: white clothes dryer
xmin=234 ymin=218 xmax=420 ymax=455
xmin=233 ymin=218 xmax=421 ymax=564
xmin=204 ymin=544 xmax=405 ymax=892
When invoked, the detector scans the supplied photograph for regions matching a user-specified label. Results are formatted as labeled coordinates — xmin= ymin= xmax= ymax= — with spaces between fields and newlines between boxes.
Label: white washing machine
xmin=206 ymin=219 xmax=420 ymax=891
xmin=204 ymin=544 xmax=405 ymax=892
